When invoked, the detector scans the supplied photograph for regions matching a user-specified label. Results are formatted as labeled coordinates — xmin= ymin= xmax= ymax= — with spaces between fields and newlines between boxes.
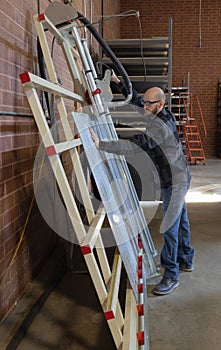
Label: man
xmin=90 ymin=74 xmax=194 ymax=295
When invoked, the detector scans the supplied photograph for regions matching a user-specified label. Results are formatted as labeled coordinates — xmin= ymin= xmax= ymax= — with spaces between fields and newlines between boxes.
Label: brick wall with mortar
xmin=120 ymin=0 xmax=221 ymax=156
xmin=0 ymin=0 xmax=55 ymax=322
xmin=0 ymin=0 xmax=121 ymax=322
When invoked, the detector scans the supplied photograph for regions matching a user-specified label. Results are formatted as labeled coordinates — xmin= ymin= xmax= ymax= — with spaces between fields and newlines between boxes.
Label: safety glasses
xmin=143 ymin=100 xmax=160 ymax=106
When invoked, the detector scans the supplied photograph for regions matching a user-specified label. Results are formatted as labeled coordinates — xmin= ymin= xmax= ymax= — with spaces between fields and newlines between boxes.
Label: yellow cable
xmin=0 ymin=154 xmax=45 ymax=291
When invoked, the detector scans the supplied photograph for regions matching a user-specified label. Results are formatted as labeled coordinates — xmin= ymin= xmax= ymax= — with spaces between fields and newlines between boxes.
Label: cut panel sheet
xmin=73 ymin=112 xmax=157 ymax=300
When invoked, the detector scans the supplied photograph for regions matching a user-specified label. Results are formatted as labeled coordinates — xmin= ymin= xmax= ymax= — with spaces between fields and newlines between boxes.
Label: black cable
xmin=37 ymin=0 xmax=56 ymax=125
xmin=37 ymin=37 xmax=57 ymax=126
xmin=37 ymin=37 xmax=50 ymax=111
xmin=0 ymin=112 xmax=33 ymax=117
xmin=76 ymin=12 xmax=132 ymax=98
xmin=78 ymin=10 xmax=145 ymax=93
xmin=136 ymin=12 xmax=147 ymax=91
xmin=37 ymin=0 xmax=40 ymax=14
xmin=77 ymin=10 xmax=138 ymax=29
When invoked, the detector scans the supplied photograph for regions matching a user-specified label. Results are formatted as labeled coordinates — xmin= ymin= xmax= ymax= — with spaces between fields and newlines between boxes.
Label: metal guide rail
xmin=19 ymin=2 xmax=159 ymax=349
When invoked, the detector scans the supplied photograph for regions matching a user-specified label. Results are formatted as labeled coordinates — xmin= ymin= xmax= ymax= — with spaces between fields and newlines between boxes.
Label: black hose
xmin=37 ymin=37 xmax=57 ymax=126
xmin=76 ymin=12 xmax=132 ymax=98
xmin=37 ymin=38 xmax=50 ymax=112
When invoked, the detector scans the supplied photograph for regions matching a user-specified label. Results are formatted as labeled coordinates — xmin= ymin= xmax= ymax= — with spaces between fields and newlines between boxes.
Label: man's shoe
xmin=179 ymin=263 xmax=194 ymax=272
xmin=151 ymin=276 xmax=179 ymax=295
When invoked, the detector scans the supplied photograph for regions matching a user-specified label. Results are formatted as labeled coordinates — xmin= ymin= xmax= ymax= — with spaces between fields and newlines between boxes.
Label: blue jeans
xmin=160 ymin=181 xmax=194 ymax=280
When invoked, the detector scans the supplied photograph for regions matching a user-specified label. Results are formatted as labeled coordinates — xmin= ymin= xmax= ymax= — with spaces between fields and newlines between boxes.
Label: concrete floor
xmin=0 ymin=158 xmax=221 ymax=350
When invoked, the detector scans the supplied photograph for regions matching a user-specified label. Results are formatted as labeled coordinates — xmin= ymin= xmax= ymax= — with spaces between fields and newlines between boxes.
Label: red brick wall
xmin=120 ymin=0 xmax=221 ymax=155
xmin=0 ymin=0 xmax=121 ymax=323
xmin=103 ymin=0 xmax=121 ymax=39
xmin=0 ymin=0 xmax=59 ymax=322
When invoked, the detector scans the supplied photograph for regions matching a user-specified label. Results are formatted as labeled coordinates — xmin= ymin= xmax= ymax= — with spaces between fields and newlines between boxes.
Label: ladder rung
xmin=188 ymin=148 xmax=204 ymax=151
xmin=187 ymin=141 xmax=201 ymax=143
xmin=176 ymin=120 xmax=186 ymax=124
xmin=189 ymin=157 xmax=205 ymax=160
xmin=55 ymin=138 xmax=82 ymax=153
xmin=182 ymin=118 xmax=195 ymax=121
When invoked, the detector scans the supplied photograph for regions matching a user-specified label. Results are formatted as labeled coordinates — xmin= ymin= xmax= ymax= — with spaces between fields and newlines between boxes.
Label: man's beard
xmin=144 ymin=106 xmax=158 ymax=117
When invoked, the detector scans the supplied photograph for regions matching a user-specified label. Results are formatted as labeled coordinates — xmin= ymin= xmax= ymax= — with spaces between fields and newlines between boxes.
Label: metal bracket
xmin=45 ymin=1 xmax=78 ymax=26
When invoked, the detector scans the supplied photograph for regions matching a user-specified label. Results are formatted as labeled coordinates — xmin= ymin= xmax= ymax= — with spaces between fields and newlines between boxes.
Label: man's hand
xmin=110 ymin=70 xmax=120 ymax=84
xmin=89 ymin=127 xmax=99 ymax=148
